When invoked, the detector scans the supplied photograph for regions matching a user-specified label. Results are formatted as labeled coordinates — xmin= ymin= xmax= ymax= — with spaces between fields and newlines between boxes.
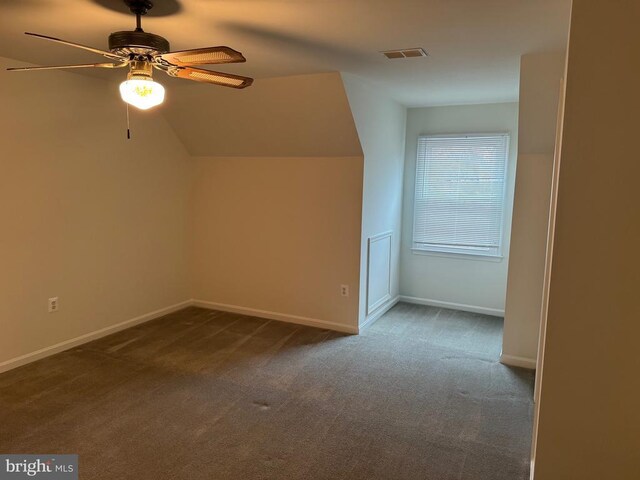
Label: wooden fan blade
xmin=158 ymin=46 xmax=245 ymax=66
xmin=170 ymin=66 xmax=253 ymax=89
xmin=24 ymin=32 xmax=124 ymax=61
xmin=7 ymin=62 xmax=127 ymax=72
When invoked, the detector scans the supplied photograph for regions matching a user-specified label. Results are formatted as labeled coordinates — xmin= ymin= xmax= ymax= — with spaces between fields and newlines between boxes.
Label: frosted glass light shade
xmin=119 ymin=79 xmax=165 ymax=110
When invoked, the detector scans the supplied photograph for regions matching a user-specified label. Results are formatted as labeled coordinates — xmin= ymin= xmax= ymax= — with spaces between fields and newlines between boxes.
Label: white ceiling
xmin=0 ymin=0 xmax=571 ymax=107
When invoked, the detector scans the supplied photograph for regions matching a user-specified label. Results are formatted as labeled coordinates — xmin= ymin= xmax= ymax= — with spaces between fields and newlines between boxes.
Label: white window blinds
xmin=412 ymin=134 xmax=509 ymax=257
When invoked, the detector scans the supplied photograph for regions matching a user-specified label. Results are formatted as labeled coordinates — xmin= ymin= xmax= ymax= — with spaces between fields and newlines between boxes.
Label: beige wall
xmin=534 ymin=1 xmax=640 ymax=478
xmin=502 ymin=52 xmax=566 ymax=365
xmin=517 ymin=53 xmax=567 ymax=154
xmin=190 ymin=156 xmax=363 ymax=332
xmin=1 ymin=69 xmax=367 ymax=370
xmin=180 ymin=72 xmax=365 ymax=332
xmin=400 ymin=103 xmax=519 ymax=315
xmin=0 ymin=56 xmax=192 ymax=368
xmin=342 ymin=74 xmax=406 ymax=326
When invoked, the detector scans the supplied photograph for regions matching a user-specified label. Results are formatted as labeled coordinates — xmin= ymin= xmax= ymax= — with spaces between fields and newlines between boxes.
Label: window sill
xmin=411 ymin=248 xmax=504 ymax=262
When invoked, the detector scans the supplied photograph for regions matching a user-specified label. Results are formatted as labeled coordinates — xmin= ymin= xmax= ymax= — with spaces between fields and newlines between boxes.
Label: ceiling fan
xmin=7 ymin=0 xmax=253 ymax=110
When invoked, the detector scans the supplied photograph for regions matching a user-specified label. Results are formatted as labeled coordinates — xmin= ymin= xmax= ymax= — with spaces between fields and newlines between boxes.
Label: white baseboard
xmin=0 ymin=300 xmax=193 ymax=374
xmin=530 ymin=459 xmax=535 ymax=480
xmin=360 ymin=295 xmax=399 ymax=330
xmin=192 ymin=299 xmax=359 ymax=335
xmin=500 ymin=353 xmax=537 ymax=370
xmin=398 ymin=295 xmax=505 ymax=317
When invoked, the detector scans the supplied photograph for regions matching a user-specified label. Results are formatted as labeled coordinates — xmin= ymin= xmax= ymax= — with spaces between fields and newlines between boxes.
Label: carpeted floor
xmin=0 ymin=303 xmax=534 ymax=479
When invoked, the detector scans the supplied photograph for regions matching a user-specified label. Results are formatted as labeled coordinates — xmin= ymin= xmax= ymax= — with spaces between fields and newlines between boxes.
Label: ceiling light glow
xmin=119 ymin=78 xmax=165 ymax=110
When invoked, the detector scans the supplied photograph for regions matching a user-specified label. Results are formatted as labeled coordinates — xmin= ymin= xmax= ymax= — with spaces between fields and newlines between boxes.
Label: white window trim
xmin=411 ymin=132 xmax=510 ymax=260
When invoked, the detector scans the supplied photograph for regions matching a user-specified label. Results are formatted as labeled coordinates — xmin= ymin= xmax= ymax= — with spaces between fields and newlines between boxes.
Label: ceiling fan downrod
xmin=108 ymin=0 xmax=170 ymax=55
xmin=124 ymin=0 xmax=154 ymax=31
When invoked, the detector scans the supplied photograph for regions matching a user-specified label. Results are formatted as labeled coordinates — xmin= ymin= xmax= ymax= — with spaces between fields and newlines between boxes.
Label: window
xmin=412 ymin=134 xmax=509 ymax=257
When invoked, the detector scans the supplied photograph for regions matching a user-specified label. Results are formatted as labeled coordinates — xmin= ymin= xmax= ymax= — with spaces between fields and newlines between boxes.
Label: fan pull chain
xmin=126 ymin=103 xmax=131 ymax=140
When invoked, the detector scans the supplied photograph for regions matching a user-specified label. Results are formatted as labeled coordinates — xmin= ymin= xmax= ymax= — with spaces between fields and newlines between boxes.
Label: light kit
xmin=119 ymin=61 xmax=165 ymax=110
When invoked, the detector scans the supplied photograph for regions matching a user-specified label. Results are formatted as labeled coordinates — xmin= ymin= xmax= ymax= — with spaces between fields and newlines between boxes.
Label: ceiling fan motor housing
xmin=108 ymin=30 xmax=170 ymax=56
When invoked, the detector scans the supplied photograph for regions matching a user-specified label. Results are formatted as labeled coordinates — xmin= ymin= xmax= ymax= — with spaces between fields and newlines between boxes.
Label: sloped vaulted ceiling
xmin=162 ymin=72 xmax=363 ymax=157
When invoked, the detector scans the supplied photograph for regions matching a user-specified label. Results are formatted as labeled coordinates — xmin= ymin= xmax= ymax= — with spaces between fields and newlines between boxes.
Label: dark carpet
xmin=0 ymin=303 xmax=534 ymax=479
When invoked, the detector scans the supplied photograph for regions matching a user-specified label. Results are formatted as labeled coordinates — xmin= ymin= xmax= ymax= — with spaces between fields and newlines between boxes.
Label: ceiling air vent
xmin=382 ymin=48 xmax=429 ymax=59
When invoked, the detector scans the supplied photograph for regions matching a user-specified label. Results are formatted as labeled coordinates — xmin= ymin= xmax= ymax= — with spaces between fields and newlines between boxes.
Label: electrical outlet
xmin=340 ymin=285 xmax=349 ymax=297
xmin=48 ymin=297 xmax=59 ymax=313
